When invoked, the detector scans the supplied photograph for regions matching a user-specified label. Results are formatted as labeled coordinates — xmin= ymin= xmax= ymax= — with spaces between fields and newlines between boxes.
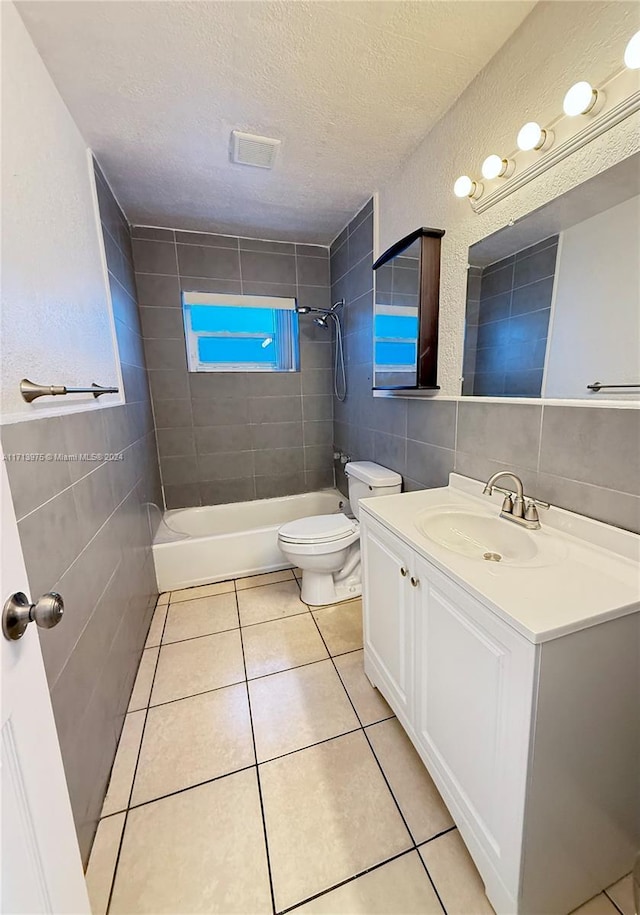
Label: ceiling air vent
xmin=230 ymin=131 xmax=281 ymax=169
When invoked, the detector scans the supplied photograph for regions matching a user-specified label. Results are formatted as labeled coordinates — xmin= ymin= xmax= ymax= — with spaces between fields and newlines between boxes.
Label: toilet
xmin=278 ymin=461 xmax=402 ymax=606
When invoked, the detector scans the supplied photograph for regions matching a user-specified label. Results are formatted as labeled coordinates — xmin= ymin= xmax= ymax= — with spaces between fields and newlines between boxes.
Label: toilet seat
xmin=278 ymin=513 xmax=358 ymax=545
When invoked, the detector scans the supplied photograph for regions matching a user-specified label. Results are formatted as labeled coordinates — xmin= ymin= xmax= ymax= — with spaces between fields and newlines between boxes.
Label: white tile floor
xmin=86 ymin=570 xmax=635 ymax=915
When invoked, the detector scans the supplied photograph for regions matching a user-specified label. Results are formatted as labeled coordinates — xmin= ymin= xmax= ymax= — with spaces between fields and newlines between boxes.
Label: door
xmin=413 ymin=553 xmax=536 ymax=894
xmin=361 ymin=513 xmax=416 ymax=720
xmin=1 ymin=443 xmax=90 ymax=914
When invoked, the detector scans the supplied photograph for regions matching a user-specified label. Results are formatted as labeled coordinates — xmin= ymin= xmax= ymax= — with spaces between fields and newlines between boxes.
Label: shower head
xmin=295 ymin=298 xmax=344 ymax=320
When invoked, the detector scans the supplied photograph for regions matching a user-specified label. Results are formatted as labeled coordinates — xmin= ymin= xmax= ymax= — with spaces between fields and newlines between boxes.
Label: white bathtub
xmin=152 ymin=489 xmax=345 ymax=592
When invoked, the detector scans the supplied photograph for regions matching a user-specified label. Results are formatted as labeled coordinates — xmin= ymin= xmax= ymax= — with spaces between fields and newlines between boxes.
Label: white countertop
xmin=360 ymin=474 xmax=640 ymax=644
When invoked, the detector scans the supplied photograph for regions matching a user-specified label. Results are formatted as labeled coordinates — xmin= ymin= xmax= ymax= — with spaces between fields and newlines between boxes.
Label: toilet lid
xmin=279 ymin=513 xmax=358 ymax=544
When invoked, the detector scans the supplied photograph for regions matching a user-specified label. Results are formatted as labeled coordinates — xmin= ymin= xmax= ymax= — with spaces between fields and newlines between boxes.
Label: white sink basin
xmin=416 ymin=507 xmax=539 ymax=563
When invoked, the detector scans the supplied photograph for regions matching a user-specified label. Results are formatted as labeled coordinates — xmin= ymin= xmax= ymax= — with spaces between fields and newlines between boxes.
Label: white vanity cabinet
xmin=360 ymin=508 xmax=639 ymax=915
xmin=361 ymin=516 xmax=416 ymax=720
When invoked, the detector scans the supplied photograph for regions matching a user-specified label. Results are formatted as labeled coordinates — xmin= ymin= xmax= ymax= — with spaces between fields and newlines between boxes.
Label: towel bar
xmin=20 ymin=378 xmax=119 ymax=403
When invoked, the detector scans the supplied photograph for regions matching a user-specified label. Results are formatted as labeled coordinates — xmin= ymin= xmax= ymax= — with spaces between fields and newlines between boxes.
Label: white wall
xmin=544 ymin=195 xmax=640 ymax=399
xmin=376 ymin=1 xmax=640 ymax=395
xmin=1 ymin=2 xmax=121 ymax=422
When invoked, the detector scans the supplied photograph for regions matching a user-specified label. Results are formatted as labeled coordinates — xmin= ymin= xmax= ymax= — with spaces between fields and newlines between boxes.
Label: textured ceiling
xmin=17 ymin=0 xmax=536 ymax=243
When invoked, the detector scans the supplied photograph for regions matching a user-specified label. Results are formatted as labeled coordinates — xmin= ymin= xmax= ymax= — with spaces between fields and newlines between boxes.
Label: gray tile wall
xmin=332 ymin=201 xmax=640 ymax=534
xmin=131 ymin=228 xmax=335 ymax=508
xmin=1 ymin=161 xmax=161 ymax=863
xmin=463 ymin=236 xmax=558 ymax=397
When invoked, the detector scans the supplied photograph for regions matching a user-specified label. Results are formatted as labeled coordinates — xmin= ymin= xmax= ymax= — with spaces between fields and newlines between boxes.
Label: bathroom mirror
xmin=373 ymin=227 xmax=445 ymax=390
xmin=462 ymin=154 xmax=640 ymax=400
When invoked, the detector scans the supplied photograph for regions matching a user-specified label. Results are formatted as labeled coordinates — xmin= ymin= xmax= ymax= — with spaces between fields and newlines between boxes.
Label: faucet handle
xmin=501 ymin=493 xmax=514 ymax=515
xmin=524 ymin=501 xmax=540 ymax=523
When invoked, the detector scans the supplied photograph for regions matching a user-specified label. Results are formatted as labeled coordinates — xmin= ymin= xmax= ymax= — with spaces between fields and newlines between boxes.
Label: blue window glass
xmin=190 ymin=305 xmax=275 ymax=336
xmin=375 ymin=341 xmax=417 ymax=366
xmin=374 ymin=314 xmax=418 ymax=340
xmin=183 ymin=296 xmax=299 ymax=372
xmin=198 ymin=336 xmax=276 ymax=365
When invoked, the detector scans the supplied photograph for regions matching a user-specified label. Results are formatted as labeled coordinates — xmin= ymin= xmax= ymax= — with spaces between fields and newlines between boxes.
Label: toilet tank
xmin=345 ymin=461 xmax=402 ymax=519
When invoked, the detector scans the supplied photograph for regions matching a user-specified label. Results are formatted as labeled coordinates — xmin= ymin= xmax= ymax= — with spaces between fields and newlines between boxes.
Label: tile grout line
xmin=101 ymin=578 xmax=451 ymax=915
xmin=104 ymin=595 xmax=169 ymax=915
xmin=307 ymin=605 xmax=450 ymax=915
xmin=128 ymin=644 xmax=367 ymax=715
xmin=279 ymin=846 xmax=436 ymax=915
xmin=235 ymin=578 xmax=278 ymax=915
xmin=603 ymin=889 xmax=627 ymax=915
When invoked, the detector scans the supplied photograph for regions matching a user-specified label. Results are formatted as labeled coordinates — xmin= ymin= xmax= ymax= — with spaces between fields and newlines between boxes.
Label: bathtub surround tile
xmin=199 ymin=477 xmax=256 ymax=506
xmin=110 ymin=770 xmax=272 ymax=915
xmin=131 ymin=684 xmax=254 ymax=806
xmin=312 ymin=599 xmax=364 ymax=656
xmin=241 ymin=613 xmax=328 ymax=679
xmin=131 ymin=226 xmax=333 ymax=509
xmin=131 ymin=238 xmax=178 ymax=275
xmin=164 ymin=482 xmax=201 ymax=509
xmin=85 ymin=812 xmax=127 ymax=915
xmin=334 ymin=649 xmax=393 ymax=726
xmin=295 ymin=851 xmax=443 ymax=915
xmin=367 ymin=717 xmax=454 ymax=843
xmin=240 ymin=249 xmax=297 ymax=284
xmin=151 ymin=629 xmax=245 ymax=705
xmin=191 ymin=397 xmax=249 ymax=427
xmin=239 ymin=237 xmax=295 ymax=255
xmin=195 ymin=424 xmax=253 ymax=454
xmin=249 ymin=659 xmax=359 ymax=762
xmin=237 ymin=579 xmax=308 ymax=627
xmin=156 ymin=426 xmax=195 ymax=458
xmin=198 ymin=449 xmax=254 ymax=482
xmin=176 ymin=242 xmax=241 ymax=281
xmin=175 ymin=230 xmax=237 ymax=248
xmin=170 ymin=581 xmax=235 ymax=601
xmin=255 ymin=473 xmax=307 ymax=499
xmin=101 ymin=711 xmax=146 ymax=817
xmin=419 ymin=830 xmax=496 ymax=915
xmin=260 ymin=729 xmax=412 ymax=911
xmin=162 ymin=592 xmax=239 ymax=644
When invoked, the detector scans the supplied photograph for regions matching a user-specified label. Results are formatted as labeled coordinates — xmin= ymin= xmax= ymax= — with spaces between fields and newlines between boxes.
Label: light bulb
xmin=624 ymin=30 xmax=640 ymax=69
xmin=517 ymin=122 xmax=542 ymax=151
xmin=563 ymin=81 xmax=599 ymax=116
xmin=454 ymin=175 xmax=474 ymax=198
xmin=453 ymin=176 xmax=483 ymax=199
xmin=481 ymin=155 xmax=514 ymax=180
xmin=482 ymin=154 xmax=508 ymax=181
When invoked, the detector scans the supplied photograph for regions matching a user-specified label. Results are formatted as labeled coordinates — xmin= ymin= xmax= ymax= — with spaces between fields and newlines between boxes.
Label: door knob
xmin=410 ymin=577 xmax=419 ymax=588
xmin=400 ymin=567 xmax=408 ymax=577
xmin=2 ymin=591 xmax=64 ymax=641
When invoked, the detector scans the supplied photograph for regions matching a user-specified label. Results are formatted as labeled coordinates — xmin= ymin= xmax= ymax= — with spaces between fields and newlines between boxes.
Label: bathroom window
xmin=182 ymin=292 xmax=300 ymax=372
xmin=374 ymin=307 xmax=419 ymax=372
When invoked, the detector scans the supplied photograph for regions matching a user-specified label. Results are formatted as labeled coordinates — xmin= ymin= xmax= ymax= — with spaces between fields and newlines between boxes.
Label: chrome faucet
xmin=482 ymin=472 xmax=548 ymax=530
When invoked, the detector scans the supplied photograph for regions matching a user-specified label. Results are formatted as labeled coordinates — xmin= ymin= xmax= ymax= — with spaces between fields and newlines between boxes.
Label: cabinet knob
xmin=400 ymin=567 xmax=408 ymax=577
xmin=410 ymin=576 xmax=419 ymax=588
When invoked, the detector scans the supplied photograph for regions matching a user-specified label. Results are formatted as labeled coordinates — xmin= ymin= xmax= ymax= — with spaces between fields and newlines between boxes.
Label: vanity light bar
xmin=453 ymin=28 xmax=640 ymax=205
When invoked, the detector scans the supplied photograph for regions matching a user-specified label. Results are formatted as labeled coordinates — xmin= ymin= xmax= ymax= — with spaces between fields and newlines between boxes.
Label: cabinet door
xmin=361 ymin=514 xmax=415 ymax=720
xmin=413 ymin=554 xmax=535 ymax=894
